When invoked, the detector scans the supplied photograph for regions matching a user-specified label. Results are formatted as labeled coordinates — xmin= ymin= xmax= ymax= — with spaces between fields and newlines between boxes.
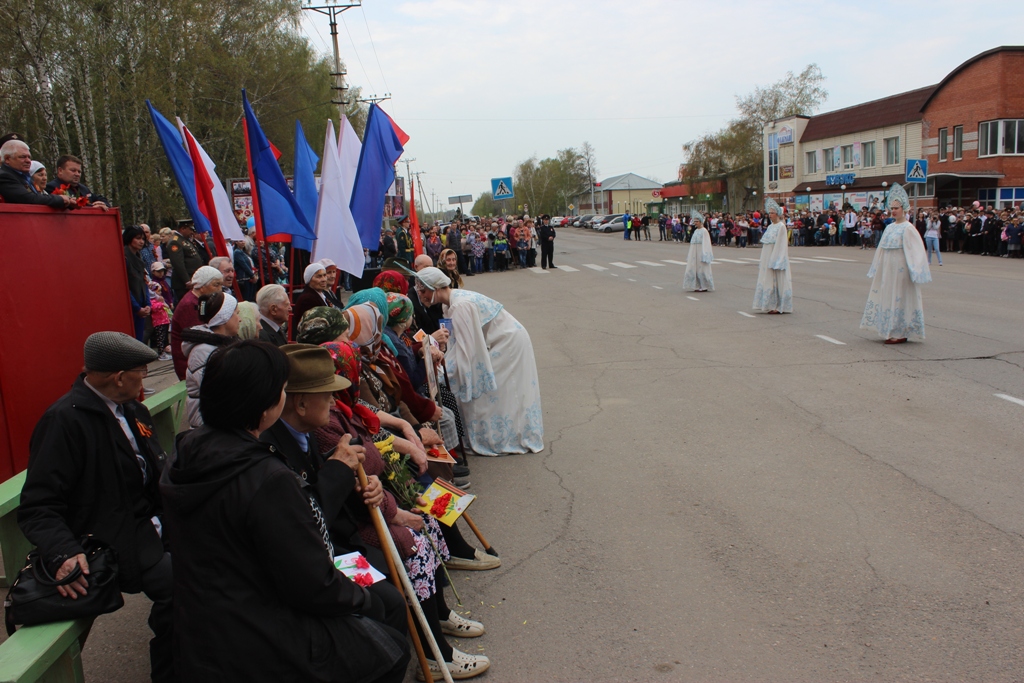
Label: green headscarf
xmin=345 ymin=287 xmax=397 ymax=354
xmin=297 ymin=306 xmax=349 ymax=345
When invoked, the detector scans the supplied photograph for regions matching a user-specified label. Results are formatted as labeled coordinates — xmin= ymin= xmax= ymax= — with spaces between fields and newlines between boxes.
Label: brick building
xmin=762 ymin=45 xmax=1024 ymax=212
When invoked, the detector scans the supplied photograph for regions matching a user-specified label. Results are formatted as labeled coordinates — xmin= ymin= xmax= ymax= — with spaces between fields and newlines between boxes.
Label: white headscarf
xmin=304 ymin=262 xmax=326 ymax=284
xmin=209 ymin=293 xmax=238 ymax=328
xmin=415 ymin=266 xmax=452 ymax=291
xmin=191 ymin=265 xmax=222 ymax=288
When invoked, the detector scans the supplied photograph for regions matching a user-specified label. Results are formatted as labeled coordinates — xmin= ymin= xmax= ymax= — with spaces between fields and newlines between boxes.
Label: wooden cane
xmin=438 ymin=358 xmax=499 ymax=557
xmin=356 ymin=464 xmax=454 ymax=683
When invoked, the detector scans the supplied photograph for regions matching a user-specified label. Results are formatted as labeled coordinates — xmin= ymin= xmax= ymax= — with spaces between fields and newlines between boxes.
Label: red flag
xmin=410 ymin=175 xmax=423 ymax=257
xmin=181 ymin=127 xmax=230 ymax=261
xmin=382 ymin=109 xmax=410 ymax=147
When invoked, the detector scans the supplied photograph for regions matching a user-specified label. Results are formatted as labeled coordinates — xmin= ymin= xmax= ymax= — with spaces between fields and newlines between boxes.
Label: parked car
xmin=596 ymin=215 xmax=626 ymax=232
xmin=593 ymin=215 xmax=622 ymax=231
xmin=573 ymin=214 xmax=594 ymax=227
xmin=558 ymin=216 xmax=572 ymax=227
xmin=585 ymin=215 xmax=606 ymax=228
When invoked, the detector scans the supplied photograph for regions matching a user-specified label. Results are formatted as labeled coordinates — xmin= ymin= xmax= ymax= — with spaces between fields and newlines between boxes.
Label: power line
xmin=401 ymin=114 xmax=730 ymax=122
xmin=340 ymin=12 xmax=376 ymax=95
xmin=359 ymin=6 xmax=392 ymax=106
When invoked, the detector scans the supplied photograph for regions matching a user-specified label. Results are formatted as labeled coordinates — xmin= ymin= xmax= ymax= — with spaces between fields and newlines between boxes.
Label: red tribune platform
xmin=0 ymin=204 xmax=132 ymax=480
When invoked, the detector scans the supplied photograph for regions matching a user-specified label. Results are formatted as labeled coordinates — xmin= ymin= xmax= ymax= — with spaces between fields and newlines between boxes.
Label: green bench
xmin=0 ymin=382 xmax=187 ymax=683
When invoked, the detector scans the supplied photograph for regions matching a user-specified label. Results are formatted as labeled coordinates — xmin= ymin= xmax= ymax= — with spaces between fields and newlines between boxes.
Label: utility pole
xmin=300 ymin=0 xmax=361 ymax=122
xmin=402 ymin=158 xmax=416 ymax=217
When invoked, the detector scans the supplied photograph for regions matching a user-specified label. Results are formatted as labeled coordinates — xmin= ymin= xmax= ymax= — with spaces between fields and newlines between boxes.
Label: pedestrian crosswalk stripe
xmin=627 ymin=278 xmax=637 ymax=282
xmin=686 ymin=296 xmax=700 ymax=301
xmin=527 ymin=267 xmax=548 ymax=273
xmin=661 ymin=260 xmax=687 ymax=266
xmin=738 ymin=311 xmax=755 ymax=318
xmin=815 ymin=335 xmax=846 ymax=345
xmin=995 ymin=393 xmax=1024 ymax=408
xmin=717 ymin=258 xmax=748 ymax=264
xmin=635 ymin=260 xmax=664 ymax=267
xmin=582 ymin=263 xmax=607 ymax=270
xmin=610 ymin=262 xmax=637 ymax=269
xmin=652 ymin=285 xmax=663 ymax=290
xmin=555 ymin=265 xmax=579 ymax=272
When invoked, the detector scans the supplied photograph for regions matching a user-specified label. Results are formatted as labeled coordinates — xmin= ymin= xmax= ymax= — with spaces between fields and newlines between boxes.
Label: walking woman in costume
xmin=752 ymin=197 xmax=793 ymax=314
xmin=682 ymin=209 xmax=714 ymax=292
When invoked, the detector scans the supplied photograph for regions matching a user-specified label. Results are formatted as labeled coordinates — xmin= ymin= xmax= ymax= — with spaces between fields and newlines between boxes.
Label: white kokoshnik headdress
xmin=886 ymin=182 xmax=911 ymax=211
xmin=764 ymin=196 xmax=783 ymax=217
xmin=690 ymin=209 xmax=705 ymax=225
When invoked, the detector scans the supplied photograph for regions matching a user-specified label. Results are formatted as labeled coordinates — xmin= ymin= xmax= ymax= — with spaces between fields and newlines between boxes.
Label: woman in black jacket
xmin=160 ymin=340 xmax=409 ymax=682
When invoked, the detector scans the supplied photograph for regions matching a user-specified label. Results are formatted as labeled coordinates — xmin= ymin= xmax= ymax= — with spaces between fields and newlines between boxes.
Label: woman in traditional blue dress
xmin=752 ymin=197 xmax=793 ymax=314
xmin=682 ymin=209 xmax=714 ymax=292
xmin=860 ymin=183 xmax=931 ymax=344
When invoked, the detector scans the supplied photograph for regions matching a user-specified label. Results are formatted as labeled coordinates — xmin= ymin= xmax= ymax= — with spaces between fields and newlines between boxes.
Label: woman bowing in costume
xmin=752 ymin=197 xmax=793 ymax=314
xmin=682 ymin=209 xmax=714 ymax=292
xmin=413 ymin=267 xmax=544 ymax=456
xmin=860 ymin=183 xmax=931 ymax=344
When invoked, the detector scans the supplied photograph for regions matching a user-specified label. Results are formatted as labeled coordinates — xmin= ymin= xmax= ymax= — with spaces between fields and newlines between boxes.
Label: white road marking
xmin=816 ymin=257 xmax=858 ymax=262
xmin=738 ymin=311 xmax=756 ymax=318
xmin=787 ymin=257 xmax=810 ymax=262
xmin=716 ymin=258 xmax=748 ymax=264
xmin=798 ymin=258 xmax=830 ymax=263
xmin=528 ymin=267 xmax=548 ymax=274
xmin=686 ymin=296 xmax=700 ymax=301
xmin=583 ymin=264 xmax=608 ymax=271
xmin=738 ymin=258 xmax=761 ymax=262
xmin=611 ymin=273 xmax=619 ymax=277
xmin=995 ymin=393 xmax=1024 ymax=408
xmin=662 ymin=260 xmax=688 ymax=266
xmin=627 ymin=278 xmax=637 ymax=282
xmin=610 ymin=261 xmax=638 ymax=269
xmin=815 ymin=335 xmax=847 ymax=345
xmin=652 ymin=285 xmax=663 ymax=290
xmin=555 ymin=265 xmax=579 ymax=272
xmin=636 ymin=260 xmax=665 ymax=267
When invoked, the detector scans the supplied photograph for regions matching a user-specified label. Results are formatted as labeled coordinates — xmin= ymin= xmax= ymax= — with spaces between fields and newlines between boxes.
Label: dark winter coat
xmin=161 ymin=426 xmax=405 ymax=682
xmin=18 ymin=376 xmax=166 ymax=592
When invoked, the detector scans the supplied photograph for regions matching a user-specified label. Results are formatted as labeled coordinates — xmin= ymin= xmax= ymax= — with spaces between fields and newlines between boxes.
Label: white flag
xmin=176 ymin=118 xmax=244 ymax=243
xmin=312 ymin=118 xmax=364 ymax=278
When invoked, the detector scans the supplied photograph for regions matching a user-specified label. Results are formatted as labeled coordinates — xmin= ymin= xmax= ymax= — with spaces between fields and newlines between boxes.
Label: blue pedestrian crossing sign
xmin=905 ymin=159 xmax=928 ymax=183
xmin=491 ymin=177 xmax=514 ymax=200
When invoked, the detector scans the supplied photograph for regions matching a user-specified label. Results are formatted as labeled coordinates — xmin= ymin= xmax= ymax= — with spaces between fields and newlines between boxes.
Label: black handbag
xmin=4 ymin=535 xmax=124 ymax=635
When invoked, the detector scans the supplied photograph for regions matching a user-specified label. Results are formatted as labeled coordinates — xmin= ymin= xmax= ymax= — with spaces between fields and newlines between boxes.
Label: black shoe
xmin=453 ymin=463 xmax=470 ymax=478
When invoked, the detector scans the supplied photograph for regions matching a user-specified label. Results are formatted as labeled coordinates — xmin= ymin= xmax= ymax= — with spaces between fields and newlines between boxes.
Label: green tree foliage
xmin=683 ymin=64 xmax=827 ymax=193
xmin=0 ymin=0 xmax=366 ymax=224
xmin=471 ymin=191 xmax=497 ymax=217
xmin=512 ymin=142 xmax=594 ymax=216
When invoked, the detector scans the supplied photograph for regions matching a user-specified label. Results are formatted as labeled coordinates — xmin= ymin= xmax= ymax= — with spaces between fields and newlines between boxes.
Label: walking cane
xmin=437 ymin=358 xmax=499 ymax=557
xmin=355 ymin=462 xmax=454 ymax=683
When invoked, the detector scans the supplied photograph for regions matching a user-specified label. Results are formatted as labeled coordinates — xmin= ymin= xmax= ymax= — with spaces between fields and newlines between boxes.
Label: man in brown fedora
xmin=260 ymin=344 xmax=408 ymax=636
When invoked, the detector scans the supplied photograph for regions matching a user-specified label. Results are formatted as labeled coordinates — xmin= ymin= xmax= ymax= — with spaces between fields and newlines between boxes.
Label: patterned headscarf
xmin=346 ymin=287 xmax=390 ymax=326
xmin=297 ymin=306 xmax=349 ymax=345
xmin=373 ymin=270 xmax=409 ymax=295
xmin=386 ymin=292 xmax=414 ymax=327
xmin=344 ymin=303 xmax=383 ymax=358
xmin=321 ymin=340 xmax=360 ymax=403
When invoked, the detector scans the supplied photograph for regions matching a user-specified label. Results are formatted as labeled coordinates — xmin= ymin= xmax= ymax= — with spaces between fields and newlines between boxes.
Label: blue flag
xmin=146 ymin=101 xmax=211 ymax=234
xmin=292 ymin=120 xmax=320 ymax=251
xmin=350 ymin=104 xmax=405 ymax=250
xmin=242 ymin=90 xmax=316 ymax=241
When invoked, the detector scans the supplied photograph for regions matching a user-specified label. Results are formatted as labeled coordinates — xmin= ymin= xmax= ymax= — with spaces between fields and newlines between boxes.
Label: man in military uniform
xmin=167 ymin=221 xmax=206 ymax=300
xmin=394 ymin=215 xmax=414 ymax=264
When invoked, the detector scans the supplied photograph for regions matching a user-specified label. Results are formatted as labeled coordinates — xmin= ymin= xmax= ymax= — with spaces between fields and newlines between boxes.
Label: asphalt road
xmin=14 ymin=229 xmax=1024 ymax=682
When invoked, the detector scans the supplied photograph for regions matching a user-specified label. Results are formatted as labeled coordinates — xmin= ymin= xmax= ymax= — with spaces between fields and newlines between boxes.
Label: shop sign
xmin=780 ymin=165 xmax=795 ymax=179
xmin=777 ymin=126 xmax=794 ymax=145
xmin=826 ymin=173 xmax=856 ymax=186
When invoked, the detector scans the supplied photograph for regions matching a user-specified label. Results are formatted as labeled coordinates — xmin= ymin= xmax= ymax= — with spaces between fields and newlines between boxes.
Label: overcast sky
xmin=300 ymin=0 xmax=1024 ymax=211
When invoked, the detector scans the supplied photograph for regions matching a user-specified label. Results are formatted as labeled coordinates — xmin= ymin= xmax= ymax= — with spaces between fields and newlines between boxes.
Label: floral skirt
xmin=406 ymin=516 xmax=450 ymax=601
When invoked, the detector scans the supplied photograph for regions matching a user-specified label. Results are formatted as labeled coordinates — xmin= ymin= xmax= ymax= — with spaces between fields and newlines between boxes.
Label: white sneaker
xmin=157 ymin=353 xmax=172 ymax=361
xmin=440 ymin=611 xmax=485 ymax=637
xmin=417 ymin=648 xmax=490 ymax=680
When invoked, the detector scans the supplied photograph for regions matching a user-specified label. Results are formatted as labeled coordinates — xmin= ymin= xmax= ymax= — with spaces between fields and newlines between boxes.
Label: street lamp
xmin=840 ymin=184 xmax=846 ymax=210
xmin=881 ymin=181 xmax=889 ymax=206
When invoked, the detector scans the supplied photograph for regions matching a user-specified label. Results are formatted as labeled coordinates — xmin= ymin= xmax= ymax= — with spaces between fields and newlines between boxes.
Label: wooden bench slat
xmin=0 ymin=620 xmax=90 ymax=683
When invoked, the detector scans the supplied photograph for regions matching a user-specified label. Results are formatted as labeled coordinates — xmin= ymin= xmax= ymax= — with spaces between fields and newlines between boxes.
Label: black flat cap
xmin=84 ymin=332 xmax=158 ymax=372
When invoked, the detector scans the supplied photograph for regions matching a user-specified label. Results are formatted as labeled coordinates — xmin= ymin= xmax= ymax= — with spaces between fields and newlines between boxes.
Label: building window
xmin=977 ymin=188 xmax=997 ymax=205
xmin=884 ymin=137 xmax=900 ymax=165
xmin=805 ymin=150 xmax=818 ymax=174
xmin=1004 ymin=119 xmax=1024 ymax=154
xmin=862 ymin=141 xmax=876 ymax=167
xmin=953 ymin=126 xmax=963 ymax=160
xmin=841 ymin=145 xmax=854 ymax=169
xmin=909 ymin=179 xmax=936 ymax=198
xmin=938 ymin=128 xmax=948 ymax=161
xmin=767 ymin=132 xmax=779 ymax=182
xmin=825 ymin=148 xmax=837 ymax=172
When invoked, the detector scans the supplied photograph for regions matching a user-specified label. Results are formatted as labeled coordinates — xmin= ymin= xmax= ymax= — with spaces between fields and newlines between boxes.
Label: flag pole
xmin=241 ymin=115 xmax=270 ymax=289
xmin=355 ymin=463 xmax=453 ymax=683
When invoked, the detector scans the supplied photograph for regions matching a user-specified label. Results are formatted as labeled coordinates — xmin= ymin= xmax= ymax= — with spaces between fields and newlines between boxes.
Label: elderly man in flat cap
xmin=19 ymin=332 xmax=175 ymax=682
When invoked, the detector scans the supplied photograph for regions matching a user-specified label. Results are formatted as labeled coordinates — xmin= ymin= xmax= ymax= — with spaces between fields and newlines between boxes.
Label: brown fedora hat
xmin=281 ymin=344 xmax=351 ymax=393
